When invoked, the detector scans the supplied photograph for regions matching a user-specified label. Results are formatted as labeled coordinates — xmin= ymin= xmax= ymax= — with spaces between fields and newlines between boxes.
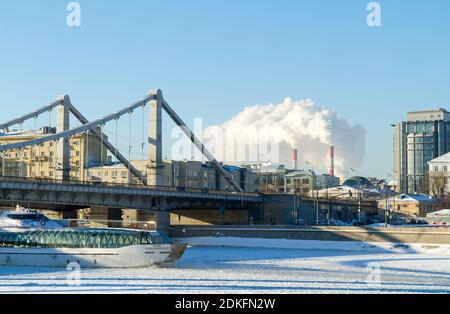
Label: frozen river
xmin=1 ymin=238 xmax=450 ymax=294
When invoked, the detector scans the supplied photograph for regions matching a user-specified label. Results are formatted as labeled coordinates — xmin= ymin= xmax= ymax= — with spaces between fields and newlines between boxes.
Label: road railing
xmin=57 ymin=219 xmax=157 ymax=231
xmin=0 ymin=175 xmax=262 ymax=198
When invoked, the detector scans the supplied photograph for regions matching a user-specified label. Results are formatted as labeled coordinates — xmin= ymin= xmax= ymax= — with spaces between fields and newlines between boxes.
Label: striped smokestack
xmin=329 ymin=146 xmax=335 ymax=177
xmin=292 ymin=149 xmax=298 ymax=170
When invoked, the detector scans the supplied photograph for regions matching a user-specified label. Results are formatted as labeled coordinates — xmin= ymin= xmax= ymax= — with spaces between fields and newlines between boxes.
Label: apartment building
xmin=0 ymin=128 xmax=105 ymax=181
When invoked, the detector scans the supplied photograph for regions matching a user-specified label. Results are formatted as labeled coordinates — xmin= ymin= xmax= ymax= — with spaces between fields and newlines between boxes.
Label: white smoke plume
xmin=202 ymin=98 xmax=366 ymax=176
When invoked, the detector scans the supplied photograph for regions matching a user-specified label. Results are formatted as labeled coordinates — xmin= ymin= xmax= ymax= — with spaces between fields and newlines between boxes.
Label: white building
xmin=427 ymin=209 xmax=450 ymax=218
xmin=315 ymin=174 xmax=340 ymax=190
xmin=428 ymin=153 xmax=450 ymax=196
xmin=284 ymin=170 xmax=316 ymax=195
xmin=284 ymin=171 xmax=340 ymax=195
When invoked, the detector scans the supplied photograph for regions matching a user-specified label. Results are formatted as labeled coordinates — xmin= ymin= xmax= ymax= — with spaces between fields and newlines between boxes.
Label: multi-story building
xmin=0 ymin=128 xmax=105 ymax=181
xmin=428 ymin=152 xmax=450 ymax=197
xmin=88 ymin=160 xmax=259 ymax=193
xmin=179 ymin=161 xmax=216 ymax=190
xmin=219 ymin=165 xmax=259 ymax=193
xmin=315 ymin=174 xmax=340 ymax=190
xmin=284 ymin=170 xmax=316 ymax=195
xmin=284 ymin=171 xmax=340 ymax=195
xmin=394 ymin=108 xmax=450 ymax=194
xmin=0 ymin=129 xmax=259 ymax=193
xmin=244 ymin=163 xmax=288 ymax=193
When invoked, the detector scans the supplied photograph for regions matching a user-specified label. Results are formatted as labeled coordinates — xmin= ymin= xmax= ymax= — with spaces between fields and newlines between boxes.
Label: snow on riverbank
xmin=175 ymin=237 xmax=450 ymax=255
xmin=1 ymin=240 xmax=450 ymax=293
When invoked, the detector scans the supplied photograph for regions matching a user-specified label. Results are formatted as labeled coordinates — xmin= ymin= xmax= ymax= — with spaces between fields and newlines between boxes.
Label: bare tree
xmin=430 ymin=171 xmax=446 ymax=198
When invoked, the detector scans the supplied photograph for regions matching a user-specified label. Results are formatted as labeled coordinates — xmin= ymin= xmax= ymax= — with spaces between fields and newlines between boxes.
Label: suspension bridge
xmin=0 ymin=90 xmax=265 ymax=230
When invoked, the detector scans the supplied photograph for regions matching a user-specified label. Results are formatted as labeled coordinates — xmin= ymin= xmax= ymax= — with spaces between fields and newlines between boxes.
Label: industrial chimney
xmin=292 ymin=149 xmax=298 ymax=170
xmin=329 ymin=146 xmax=335 ymax=177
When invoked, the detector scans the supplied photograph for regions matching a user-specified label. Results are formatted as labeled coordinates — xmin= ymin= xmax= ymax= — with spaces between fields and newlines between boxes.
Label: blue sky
xmin=0 ymin=0 xmax=449 ymax=178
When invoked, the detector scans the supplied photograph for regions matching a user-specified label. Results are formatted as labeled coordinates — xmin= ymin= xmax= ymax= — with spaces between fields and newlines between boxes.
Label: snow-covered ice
xmin=1 ymin=237 xmax=450 ymax=294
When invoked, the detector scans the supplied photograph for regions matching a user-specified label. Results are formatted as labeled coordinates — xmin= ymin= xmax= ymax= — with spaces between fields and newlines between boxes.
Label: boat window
xmin=160 ymin=233 xmax=172 ymax=244
xmin=152 ymin=234 xmax=165 ymax=244
xmin=140 ymin=233 xmax=154 ymax=245
xmin=7 ymin=214 xmax=48 ymax=222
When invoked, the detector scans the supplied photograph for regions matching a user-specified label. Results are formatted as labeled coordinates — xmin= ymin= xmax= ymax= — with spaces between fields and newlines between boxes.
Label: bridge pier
xmin=88 ymin=207 xmax=109 ymax=228
xmin=87 ymin=206 xmax=121 ymax=228
xmin=120 ymin=209 xmax=169 ymax=233
xmin=56 ymin=95 xmax=71 ymax=181
xmin=155 ymin=211 xmax=170 ymax=234
xmin=147 ymin=89 xmax=163 ymax=186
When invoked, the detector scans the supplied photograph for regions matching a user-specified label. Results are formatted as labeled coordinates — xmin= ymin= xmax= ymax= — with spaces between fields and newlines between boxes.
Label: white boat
xmin=0 ymin=206 xmax=62 ymax=231
xmin=0 ymin=207 xmax=188 ymax=268
xmin=0 ymin=228 xmax=188 ymax=268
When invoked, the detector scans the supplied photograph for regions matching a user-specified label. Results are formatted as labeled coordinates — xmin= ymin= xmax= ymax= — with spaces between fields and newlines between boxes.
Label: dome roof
xmin=343 ymin=176 xmax=372 ymax=188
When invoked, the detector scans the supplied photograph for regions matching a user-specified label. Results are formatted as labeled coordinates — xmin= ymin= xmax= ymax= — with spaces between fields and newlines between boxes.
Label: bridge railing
xmin=0 ymin=175 xmax=262 ymax=198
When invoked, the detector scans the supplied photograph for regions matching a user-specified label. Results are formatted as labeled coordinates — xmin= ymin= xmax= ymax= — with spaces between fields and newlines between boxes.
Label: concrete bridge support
xmin=89 ymin=206 xmax=110 ymax=228
xmin=56 ymin=95 xmax=71 ymax=181
xmin=155 ymin=211 xmax=170 ymax=233
xmin=88 ymin=207 xmax=122 ymax=228
xmin=147 ymin=89 xmax=163 ymax=186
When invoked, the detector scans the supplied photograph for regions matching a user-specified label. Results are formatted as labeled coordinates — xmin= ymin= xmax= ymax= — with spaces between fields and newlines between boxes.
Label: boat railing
xmin=57 ymin=219 xmax=157 ymax=231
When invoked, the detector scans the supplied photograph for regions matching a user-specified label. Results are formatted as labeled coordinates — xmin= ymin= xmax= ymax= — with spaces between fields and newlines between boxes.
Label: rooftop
xmin=407 ymin=108 xmax=448 ymax=115
xmin=223 ymin=165 xmax=244 ymax=172
xmin=389 ymin=194 xmax=435 ymax=203
xmin=406 ymin=108 xmax=450 ymax=122
xmin=0 ymin=127 xmax=57 ymax=138
xmin=342 ymin=176 xmax=373 ymax=188
xmin=285 ymin=170 xmax=315 ymax=177
xmin=428 ymin=153 xmax=450 ymax=164
xmin=427 ymin=209 xmax=450 ymax=217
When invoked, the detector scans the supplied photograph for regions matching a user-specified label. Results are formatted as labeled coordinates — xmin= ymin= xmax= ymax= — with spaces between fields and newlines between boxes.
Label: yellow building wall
xmin=377 ymin=200 xmax=436 ymax=217
xmin=170 ymin=210 xmax=249 ymax=226
xmin=0 ymin=133 xmax=104 ymax=182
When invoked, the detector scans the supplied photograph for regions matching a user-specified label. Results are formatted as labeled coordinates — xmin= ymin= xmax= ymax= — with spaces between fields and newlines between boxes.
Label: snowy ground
xmin=1 ymin=238 xmax=450 ymax=294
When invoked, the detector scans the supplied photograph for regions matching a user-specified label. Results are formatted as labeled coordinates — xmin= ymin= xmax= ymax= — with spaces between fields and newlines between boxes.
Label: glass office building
xmin=394 ymin=109 xmax=450 ymax=194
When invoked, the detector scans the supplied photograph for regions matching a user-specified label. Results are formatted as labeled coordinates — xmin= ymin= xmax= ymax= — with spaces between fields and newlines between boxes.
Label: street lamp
xmin=349 ymin=168 xmax=364 ymax=225
xmin=386 ymin=173 xmax=397 ymax=223
xmin=306 ymin=161 xmax=319 ymax=225
xmin=259 ymin=154 xmax=271 ymax=194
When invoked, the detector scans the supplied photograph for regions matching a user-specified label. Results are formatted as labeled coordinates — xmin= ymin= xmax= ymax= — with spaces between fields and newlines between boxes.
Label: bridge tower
xmin=147 ymin=89 xmax=163 ymax=186
xmin=56 ymin=95 xmax=71 ymax=181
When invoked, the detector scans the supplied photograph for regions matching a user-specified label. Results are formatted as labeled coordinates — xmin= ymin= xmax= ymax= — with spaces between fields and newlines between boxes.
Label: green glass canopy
xmin=0 ymin=229 xmax=171 ymax=249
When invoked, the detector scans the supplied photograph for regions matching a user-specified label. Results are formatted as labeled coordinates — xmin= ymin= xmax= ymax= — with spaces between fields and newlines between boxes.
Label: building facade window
xmin=396 ymin=115 xmax=450 ymax=193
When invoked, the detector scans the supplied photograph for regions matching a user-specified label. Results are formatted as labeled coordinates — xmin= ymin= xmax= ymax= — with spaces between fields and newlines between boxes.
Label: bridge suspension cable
xmin=128 ymin=111 xmax=132 ymax=184
xmin=0 ymin=96 xmax=149 ymax=185
xmin=0 ymin=94 xmax=156 ymax=152
xmin=141 ymin=104 xmax=145 ymax=184
xmin=68 ymin=104 xmax=146 ymax=185
xmin=0 ymin=91 xmax=243 ymax=192
xmin=161 ymin=99 xmax=243 ymax=193
xmin=0 ymin=100 xmax=62 ymax=131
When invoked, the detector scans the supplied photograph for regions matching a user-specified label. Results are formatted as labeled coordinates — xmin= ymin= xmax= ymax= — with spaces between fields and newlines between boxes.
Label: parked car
xmin=391 ymin=217 xmax=407 ymax=226
xmin=366 ymin=217 xmax=382 ymax=225
xmin=351 ymin=220 xmax=365 ymax=227
xmin=328 ymin=219 xmax=349 ymax=226
xmin=407 ymin=218 xmax=428 ymax=225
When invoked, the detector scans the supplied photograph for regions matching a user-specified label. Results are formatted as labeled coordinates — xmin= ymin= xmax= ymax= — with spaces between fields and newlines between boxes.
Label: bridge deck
xmin=0 ymin=176 xmax=263 ymax=211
